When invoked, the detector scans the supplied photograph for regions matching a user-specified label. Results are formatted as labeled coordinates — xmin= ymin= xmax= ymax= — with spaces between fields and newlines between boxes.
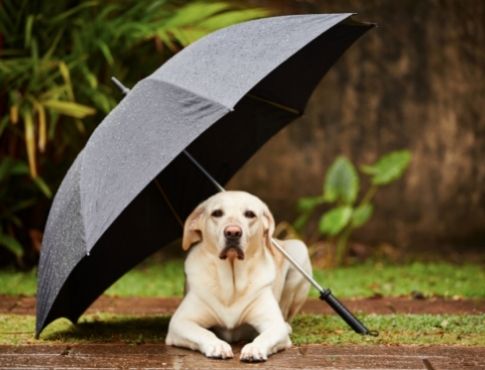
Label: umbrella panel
xmin=39 ymin=95 xmax=296 ymax=331
xmin=245 ymin=20 xmax=372 ymax=112
xmin=36 ymin=15 xmax=374 ymax=336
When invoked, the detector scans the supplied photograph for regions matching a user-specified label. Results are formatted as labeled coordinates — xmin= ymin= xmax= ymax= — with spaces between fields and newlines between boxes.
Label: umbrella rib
xmin=153 ymin=179 xmax=184 ymax=228
xmin=246 ymin=94 xmax=301 ymax=115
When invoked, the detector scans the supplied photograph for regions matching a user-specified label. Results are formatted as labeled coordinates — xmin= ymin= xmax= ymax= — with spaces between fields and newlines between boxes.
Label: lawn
xmin=1 ymin=260 xmax=484 ymax=347
xmin=1 ymin=260 xmax=484 ymax=298
xmin=1 ymin=313 xmax=484 ymax=346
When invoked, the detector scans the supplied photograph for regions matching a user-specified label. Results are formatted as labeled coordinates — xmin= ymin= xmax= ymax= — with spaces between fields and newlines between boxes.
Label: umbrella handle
xmin=320 ymin=289 xmax=378 ymax=336
xmin=269 ymin=238 xmax=377 ymax=336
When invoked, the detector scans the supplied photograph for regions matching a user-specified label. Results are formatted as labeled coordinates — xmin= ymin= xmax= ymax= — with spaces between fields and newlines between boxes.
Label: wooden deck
xmin=1 ymin=344 xmax=484 ymax=369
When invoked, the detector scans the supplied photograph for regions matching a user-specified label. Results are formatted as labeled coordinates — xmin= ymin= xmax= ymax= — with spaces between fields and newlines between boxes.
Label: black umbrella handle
xmin=320 ymin=289 xmax=378 ymax=336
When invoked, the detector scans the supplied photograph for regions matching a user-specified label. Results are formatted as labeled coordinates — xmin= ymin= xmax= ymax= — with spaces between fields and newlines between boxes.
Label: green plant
xmin=0 ymin=157 xmax=52 ymax=264
xmin=294 ymin=150 xmax=412 ymax=265
xmin=0 ymin=0 xmax=269 ymax=265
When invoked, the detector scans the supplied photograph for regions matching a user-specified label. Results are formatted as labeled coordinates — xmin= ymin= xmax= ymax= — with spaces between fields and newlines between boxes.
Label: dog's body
xmin=165 ymin=191 xmax=311 ymax=362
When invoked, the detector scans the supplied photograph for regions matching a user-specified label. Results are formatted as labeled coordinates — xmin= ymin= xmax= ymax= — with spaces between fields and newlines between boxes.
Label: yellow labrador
xmin=165 ymin=191 xmax=311 ymax=362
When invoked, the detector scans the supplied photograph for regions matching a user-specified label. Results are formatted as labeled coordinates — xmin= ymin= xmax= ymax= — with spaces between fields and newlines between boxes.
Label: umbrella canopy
xmin=36 ymin=13 xmax=373 ymax=336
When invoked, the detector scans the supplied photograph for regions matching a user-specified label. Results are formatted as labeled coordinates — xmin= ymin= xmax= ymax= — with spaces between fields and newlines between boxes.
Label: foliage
xmin=294 ymin=150 xmax=412 ymax=265
xmin=0 ymin=0 xmax=269 ymax=265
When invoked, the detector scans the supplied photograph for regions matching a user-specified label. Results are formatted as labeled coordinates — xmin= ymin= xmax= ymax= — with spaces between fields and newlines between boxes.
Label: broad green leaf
xmin=50 ymin=1 xmax=97 ymax=24
xmin=351 ymin=203 xmax=373 ymax=228
xmin=0 ymin=233 xmax=24 ymax=258
xmin=97 ymin=41 xmax=114 ymax=65
xmin=323 ymin=156 xmax=359 ymax=205
xmin=33 ymin=101 xmax=46 ymax=152
xmin=33 ymin=176 xmax=52 ymax=198
xmin=297 ymin=196 xmax=325 ymax=212
xmin=165 ymin=3 xmax=232 ymax=27
xmin=58 ymin=62 xmax=74 ymax=100
xmin=43 ymin=100 xmax=95 ymax=118
xmin=197 ymin=8 xmax=269 ymax=30
xmin=9 ymin=105 xmax=19 ymax=124
xmin=361 ymin=150 xmax=412 ymax=185
xmin=24 ymin=15 xmax=34 ymax=48
xmin=293 ymin=213 xmax=311 ymax=232
xmin=22 ymin=109 xmax=37 ymax=178
xmin=319 ymin=206 xmax=353 ymax=236
xmin=10 ymin=198 xmax=36 ymax=212
xmin=0 ymin=157 xmax=29 ymax=181
xmin=10 ymin=161 xmax=30 ymax=175
xmin=43 ymin=30 xmax=63 ymax=60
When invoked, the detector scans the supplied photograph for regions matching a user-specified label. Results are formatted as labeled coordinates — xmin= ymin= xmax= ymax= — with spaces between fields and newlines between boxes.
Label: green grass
xmin=312 ymin=262 xmax=485 ymax=298
xmin=0 ymin=267 xmax=37 ymax=295
xmin=1 ymin=313 xmax=484 ymax=346
xmin=106 ymin=260 xmax=185 ymax=297
xmin=291 ymin=314 xmax=485 ymax=346
xmin=1 ymin=261 xmax=484 ymax=298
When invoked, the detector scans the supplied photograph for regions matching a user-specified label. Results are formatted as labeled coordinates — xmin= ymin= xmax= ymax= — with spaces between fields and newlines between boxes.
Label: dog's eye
xmin=244 ymin=210 xmax=256 ymax=219
xmin=211 ymin=209 xmax=224 ymax=218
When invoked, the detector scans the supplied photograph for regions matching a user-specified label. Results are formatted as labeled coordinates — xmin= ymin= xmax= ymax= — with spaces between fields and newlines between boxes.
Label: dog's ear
xmin=262 ymin=205 xmax=276 ymax=251
xmin=182 ymin=205 xmax=205 ymax=251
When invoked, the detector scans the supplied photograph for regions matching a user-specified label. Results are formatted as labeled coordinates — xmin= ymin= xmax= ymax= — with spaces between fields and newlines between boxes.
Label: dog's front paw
xmin=201 ymin=339 xmax=234 ymax=359
xmin=240 ymin=343 xmax=268 ymax=362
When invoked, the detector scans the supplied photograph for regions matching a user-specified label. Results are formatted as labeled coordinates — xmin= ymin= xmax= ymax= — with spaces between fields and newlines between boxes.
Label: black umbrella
xmin=36 ymin=13 xmax=375 ymax=337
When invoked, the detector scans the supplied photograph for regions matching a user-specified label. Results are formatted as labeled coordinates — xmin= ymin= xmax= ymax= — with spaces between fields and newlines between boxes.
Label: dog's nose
xmin=224 ymin=225 xmax=242 ymax=239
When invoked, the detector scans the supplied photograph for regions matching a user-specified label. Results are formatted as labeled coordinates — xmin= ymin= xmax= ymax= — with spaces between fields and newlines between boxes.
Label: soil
xmin=0 ymin=343 xmax=484 ymax=369
xmin=1 ymin=295 xmax=484 ymax=316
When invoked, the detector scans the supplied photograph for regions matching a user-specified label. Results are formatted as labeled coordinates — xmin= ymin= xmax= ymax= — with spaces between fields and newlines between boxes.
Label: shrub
xmin=0 ymin=0 xmax=269 ymax=266
xmin=294 ymin=150 xmax=412 ymax=266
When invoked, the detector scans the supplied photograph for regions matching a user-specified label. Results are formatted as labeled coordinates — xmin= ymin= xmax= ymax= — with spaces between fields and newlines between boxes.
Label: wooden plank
xmin=0 ymin=344 xmax=484 ymax=369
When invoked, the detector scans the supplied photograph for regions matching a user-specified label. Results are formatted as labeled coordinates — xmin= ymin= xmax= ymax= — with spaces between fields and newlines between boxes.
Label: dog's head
xmin=182 ymin=191 xmax=275 ymax=260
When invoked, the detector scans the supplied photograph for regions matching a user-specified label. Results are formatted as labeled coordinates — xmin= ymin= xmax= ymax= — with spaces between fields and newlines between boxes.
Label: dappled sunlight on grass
xmin=0 ymin=314 xmax=170 ymax=345
xmin=1 ymin=313 xmax=484 ymax=346
xmin=43 ymin=314 xmax=170 ymax=344
xmin=291 ymin=314 xmax=485 ymax=346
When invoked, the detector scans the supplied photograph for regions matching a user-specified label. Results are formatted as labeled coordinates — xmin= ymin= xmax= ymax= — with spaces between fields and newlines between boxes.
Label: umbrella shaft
xmin=183 ymin=151 xmax=225 ymax=192
xmin=110 ymin=77 xmax=326 ymax=294
xmin=270 ymin=238 xmax=324 ymax=292
xmin=182 ymin=150 xmax=325 ymax=293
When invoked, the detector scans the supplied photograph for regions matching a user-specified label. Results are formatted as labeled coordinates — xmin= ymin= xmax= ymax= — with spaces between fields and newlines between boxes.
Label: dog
xmin=165 ymin=191 xmax=311 ymax=362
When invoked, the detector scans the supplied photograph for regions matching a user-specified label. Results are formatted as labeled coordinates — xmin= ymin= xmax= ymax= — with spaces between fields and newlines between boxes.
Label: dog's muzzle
xmin=219 ymin=245 xmax=245 ymax=260
xmin=220 ymin=225 xmax=244 ymax=260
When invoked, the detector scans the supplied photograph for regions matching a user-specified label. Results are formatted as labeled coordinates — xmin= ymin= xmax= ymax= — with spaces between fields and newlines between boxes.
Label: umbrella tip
xmin=111 ymin=76 xmax=131 ymax=95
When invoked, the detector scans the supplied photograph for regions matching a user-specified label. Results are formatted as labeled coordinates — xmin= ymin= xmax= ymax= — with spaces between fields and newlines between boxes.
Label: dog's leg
xmin=166 ymin=298 xmax=233 ymax=359
xmin=278 ymin=239 xmax=312 ymax=321
xmin=239 ymin=291 xmax=291 ymax=362
xmin=166 ymin=319 xmax=234 ymax=358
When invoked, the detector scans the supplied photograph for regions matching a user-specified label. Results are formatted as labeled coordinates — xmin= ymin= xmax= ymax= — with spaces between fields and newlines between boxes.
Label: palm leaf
xmin=42 ymin=100 xmax=95 ymax=118
xmin=22 ymin=109 xmax=37 ymax=178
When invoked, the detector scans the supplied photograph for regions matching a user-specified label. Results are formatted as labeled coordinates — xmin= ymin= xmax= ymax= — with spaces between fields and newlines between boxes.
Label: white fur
xmin=165 ymin=191 xmax=311 ymax=362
